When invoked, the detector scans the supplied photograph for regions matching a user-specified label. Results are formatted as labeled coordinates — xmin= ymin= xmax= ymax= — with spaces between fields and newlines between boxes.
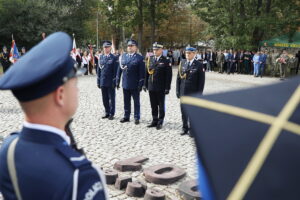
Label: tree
xmin=191 ymin=0 xmax=300 ymax=50
xmin=0 ymin=0 xmax=96 ymax=48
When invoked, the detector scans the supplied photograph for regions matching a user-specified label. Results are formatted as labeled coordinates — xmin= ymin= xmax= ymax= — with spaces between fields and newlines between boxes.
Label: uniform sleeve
xmin=116 ymin=63 xmax=122 ymax=86
xmin=145 ymin=61 xmax=149 ymax=89
xmin=138 ymin=56 xmax=145 ymax=88
xmin=165 ymin=58 xmax=172 ymax=91
xmin=198 ymin=64 xmax=205 ymax=94
xmin=113 ymin=56 xmax=119 ymax=86
xmin=96 ymin=66 xmax=101 ymax=87
xmin=176 ymin=68 xmax=181 ymax=97
xmin=75 ymin=166 xmax=107 ymax=200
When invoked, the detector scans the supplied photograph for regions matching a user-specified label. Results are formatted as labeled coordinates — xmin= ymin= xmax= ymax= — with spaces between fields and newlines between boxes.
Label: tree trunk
xmin=252 ymin=0 xmax=263 ymax=48
xmin=150 ymin=0 xmax=156 ymax=45
xmin=135 ymin=0 xmax=144 ymax=53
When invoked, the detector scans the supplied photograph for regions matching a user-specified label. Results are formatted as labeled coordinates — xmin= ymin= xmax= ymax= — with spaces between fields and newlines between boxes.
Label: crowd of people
xmin=68 ymin=47 xmax=300 ymax=81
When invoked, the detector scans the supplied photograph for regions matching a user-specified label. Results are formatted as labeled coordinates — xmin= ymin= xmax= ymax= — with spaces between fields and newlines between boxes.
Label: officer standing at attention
xmin=176 ymin=46 xmax=205 ymax=136
xmin=0 ymin=46 xmax=11 ymax=73
xmin=97 ymin=41 xmax=119 ymax=120
xmin=0 ymin=32 xmax=107 ymax=200
xmin=116 ymin=39 xmax=145 ymax=125
xmin=143 ymin=42 xmax=172 ymax=130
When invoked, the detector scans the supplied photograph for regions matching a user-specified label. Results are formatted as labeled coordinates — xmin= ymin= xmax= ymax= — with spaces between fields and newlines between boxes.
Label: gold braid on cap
xmin=178 ymin=61 xmax=187 ymax=79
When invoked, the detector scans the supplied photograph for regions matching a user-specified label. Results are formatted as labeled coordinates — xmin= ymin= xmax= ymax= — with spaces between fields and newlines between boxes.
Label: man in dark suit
xmin=228 ymin=50 xmax=238 ymax=74
xmin=144 ymin=42 xmax=172 ymax=130
xmin=0 ymin=32 xmax=107 ymax=200
xmin=176 ymin=46 xmax=205 ymax=136
xmin=116 ymin=39 xmax=145 ymax=125
xmin=237 ymin=50 xmax=244 ymax=74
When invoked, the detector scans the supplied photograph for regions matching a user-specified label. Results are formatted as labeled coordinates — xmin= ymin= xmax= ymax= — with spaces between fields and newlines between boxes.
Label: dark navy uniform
xmin=116 ymin=40 xmax=145 ymax=122
xmin=176 ymin=47 xmax=205 ymax=135
xmin=0 ymin=46 xmax=11 ymax=73
xmin=144 ymin=42 xmax=172 ymax=128
xmin=0 ymin=128 xmax=107 ymax=200
xmin=97 ymin=41 xmax=119 ymax=118
xmin=0 ymin=32 xmax=107 ymax=200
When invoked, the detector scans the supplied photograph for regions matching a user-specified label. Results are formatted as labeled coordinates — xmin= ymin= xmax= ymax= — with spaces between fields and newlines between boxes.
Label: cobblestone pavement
xmin=0 ymin=70 xmax=279 ymax=199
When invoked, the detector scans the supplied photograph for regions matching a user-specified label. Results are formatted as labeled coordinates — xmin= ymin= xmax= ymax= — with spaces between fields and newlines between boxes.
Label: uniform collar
xmin=155 ymin=55 xmax=162 ymax=60
xmin=187 ymin=58 xmax=195 ymax=65
xmin=23 ymin=121 xmax=71 ymax=145
xmin=128 ymin=53 xmax=136 ymax=57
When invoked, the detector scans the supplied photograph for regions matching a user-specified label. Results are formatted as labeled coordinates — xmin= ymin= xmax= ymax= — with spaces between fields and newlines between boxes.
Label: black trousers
xmin=101 ymin=86 xmax=115 ymax=116
xmin=149 ymin=91 xmax=165 ymax=124
xmin=83 ymin=64 xmax=88 ymax=75
xmin=2 ymin=64 xmax=10 ymax=73
xmin=180 ymin=104 xmax=189 ymax=131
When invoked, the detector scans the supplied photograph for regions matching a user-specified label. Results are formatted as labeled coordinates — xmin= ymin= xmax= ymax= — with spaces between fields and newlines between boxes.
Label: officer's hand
xmin=176 ymin=93 xmax=180 ymax=99
xmin=143 ymin=86 xmax=147 ymax=92
xmin=165 ymin=90 xmax=169 ymax=95
xmin=116 ymin=83 xmax=120 ymax=90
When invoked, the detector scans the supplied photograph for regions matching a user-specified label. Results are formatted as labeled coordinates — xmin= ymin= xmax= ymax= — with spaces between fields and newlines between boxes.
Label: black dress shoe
xmin=102 ymin=114 xmax=109 ymax=119
xmin=180 ymin=131 xmax=188 ymax=136
xmin=156 ymin=124 xmax=162 ymax=130
xmin=147 ymin=122 xmax=157 ymax=128
xmin=108 ymin=115 xmax=114 ymax=120
xmin=120 ymin=118 xmax=130 ymax=123
xmin=134 ymin=119 xmax=140 ymax=125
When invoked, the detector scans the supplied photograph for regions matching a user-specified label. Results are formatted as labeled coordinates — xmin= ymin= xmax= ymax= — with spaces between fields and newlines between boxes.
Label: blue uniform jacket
xmin=260 ymin=54 xmax=267 ymax=64
xmin=116 ymin=53 xmax=145 ymax=90
xmin=0 ymin=127 xmax=107 ymax=200
xmin=97 ymin=53 xmax=119 ymax=88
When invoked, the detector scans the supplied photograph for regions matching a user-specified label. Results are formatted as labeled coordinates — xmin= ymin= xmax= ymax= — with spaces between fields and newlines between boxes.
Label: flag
xmin=111 ymin=37 xmax=115 ymax=54
xmin=9 ymin=37 xmax=20 ymax=64
xmin=71 ymin=37 xmax=77 ymax=60
xmin=89 ymin=45 xmax=94 ymax=66
xmin=181 ymin=76 xmax=300 ymax=200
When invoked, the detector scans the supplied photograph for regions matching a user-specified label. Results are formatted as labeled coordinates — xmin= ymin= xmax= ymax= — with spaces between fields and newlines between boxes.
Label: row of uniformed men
xmin=0 ymin=32 xmax=204 ymax=199
xmin=96 ymin=40 xmax=205 ymax=136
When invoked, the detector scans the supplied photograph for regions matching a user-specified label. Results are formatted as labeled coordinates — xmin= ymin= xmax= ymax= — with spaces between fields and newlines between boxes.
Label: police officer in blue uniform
xmin=97 ymin=41 xmax=119 ymax=120
xmin=116 ymin=39 xmax=145 ymax=125
xmin=0 ymin=32 xmax=108 ymax=200
xmin=176 ymin=46 xmax=205 ymax=136
xmin=144 ymin=42 xmax=172 ymax=130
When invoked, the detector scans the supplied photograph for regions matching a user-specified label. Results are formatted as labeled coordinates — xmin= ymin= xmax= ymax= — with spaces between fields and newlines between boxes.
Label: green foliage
xmin=0 ymin=0 xmax=96 ymax=48
xmin=191 ymin=0 xmax=300 ymax=50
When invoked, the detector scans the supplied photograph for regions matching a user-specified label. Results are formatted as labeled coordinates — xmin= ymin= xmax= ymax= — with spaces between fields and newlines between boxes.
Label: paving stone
xmin=0 ymin=72 xmax=279 ymax=198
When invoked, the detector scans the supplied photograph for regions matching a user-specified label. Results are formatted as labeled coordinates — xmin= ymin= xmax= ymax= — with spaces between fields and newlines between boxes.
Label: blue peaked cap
xmin=0 ymin=32 xmax=85 ymax=102
xmin=185 ymin=46 xmax=196 ymax=52
xmin=127 ymin=39 xmax=138 ymax=46
xmin=102 ymin=41 xmax=112 ymax=47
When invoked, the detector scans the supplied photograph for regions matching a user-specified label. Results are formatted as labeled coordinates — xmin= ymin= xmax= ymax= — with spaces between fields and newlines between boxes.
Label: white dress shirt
xmin=23 ymin=121 xmax=71 ymax=145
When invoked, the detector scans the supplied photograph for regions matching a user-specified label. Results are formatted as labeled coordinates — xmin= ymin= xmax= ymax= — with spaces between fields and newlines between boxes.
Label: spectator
xmin=278 ymin=50 xmax=289 ymax=80
xmin=217 ymin=50 xmax=225 ymax=73
xmin=252 ymin=51 xmax=261 ymax=77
